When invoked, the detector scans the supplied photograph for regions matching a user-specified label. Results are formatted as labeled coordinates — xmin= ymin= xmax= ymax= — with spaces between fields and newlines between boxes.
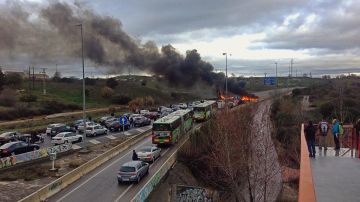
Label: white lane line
xmin=89 ymin=139 xmax=101 ymax=145
xmin=55 ymin=138 xmax=150 ymax=202
xmin=72 ymin=144 xmax=82 ymax=150
xmin=137 ymin=128 xmax=145 ymax=133
xmin=106 ymin=135 xmax=117 ymax=140
xmin=124 ymin=131 xmax=131 ymax=136
xmin=113 ymin=148 xmax=170 ymax=202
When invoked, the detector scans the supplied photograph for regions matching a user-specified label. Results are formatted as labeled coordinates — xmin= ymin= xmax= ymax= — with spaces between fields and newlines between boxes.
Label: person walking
xmin=132 ymin=150 xmax=138 ymax=161
xmin=318 ymin=119 xmax=329 ymax=150
xmin=355 ymin=119 xmax=360 ymax=150
xmin=332 ymin=118 xmax=340 ymax=150
xmin=305 ymin=121 xmax=316 ymax=157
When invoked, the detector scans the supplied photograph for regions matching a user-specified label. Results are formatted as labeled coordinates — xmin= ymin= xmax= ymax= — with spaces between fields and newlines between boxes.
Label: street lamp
xmin=274 ymin=62 xmax=278 ymax=88
xmin=222 ymin=53 xmax=231 ymax=98
xmin=76 ymin=23 xmax=87 ymax=149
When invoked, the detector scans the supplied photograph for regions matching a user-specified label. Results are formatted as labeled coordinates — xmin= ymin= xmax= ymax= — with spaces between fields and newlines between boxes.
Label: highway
xmin=46 ymin=88 xmax=293 ymax=202
xmin=48 ymin=124 xmax=200 ymax=202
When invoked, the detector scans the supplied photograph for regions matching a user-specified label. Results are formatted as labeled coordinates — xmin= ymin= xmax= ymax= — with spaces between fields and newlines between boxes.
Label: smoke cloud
xmin=0 ymin=1 xmax=247 ymax=94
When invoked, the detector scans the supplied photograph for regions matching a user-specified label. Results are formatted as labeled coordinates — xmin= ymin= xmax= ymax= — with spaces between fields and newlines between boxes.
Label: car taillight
xmin=147 ymin=154 xmax=151 ymax=157
xmin=2 ymin=149 xmax=9 ymax=153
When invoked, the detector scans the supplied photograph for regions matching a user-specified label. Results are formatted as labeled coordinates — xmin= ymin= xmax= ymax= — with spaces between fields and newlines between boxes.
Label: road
xmin=44 ymin=88 xmax=294 ymax=202
xmin=48 ymin=123 xmax=200 ymax=202
xmin=41 ymin=125 xmax=152 ymax=149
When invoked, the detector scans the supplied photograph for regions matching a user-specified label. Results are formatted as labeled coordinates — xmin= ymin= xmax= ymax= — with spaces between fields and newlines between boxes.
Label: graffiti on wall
xmin=0 ymin=143 xmax=72 ymax=169
xmin=176 ymin=185 xmax=213 ymax=202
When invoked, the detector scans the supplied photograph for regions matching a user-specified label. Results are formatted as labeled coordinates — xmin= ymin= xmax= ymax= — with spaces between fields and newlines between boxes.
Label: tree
xmin=101 ymin=86 xmax=115 ymax=98
xmin=106 ymin=78 xmax=118 ymax=89
xmin=0 ymin=88 xmax=17 ymax=107
xmin=129 ymin=97 xmax=144 ymax=112
xmin=4 ymin=73 xmax=23 ymax=87
xmin=0 ymin=68 xmax=4 ymax=90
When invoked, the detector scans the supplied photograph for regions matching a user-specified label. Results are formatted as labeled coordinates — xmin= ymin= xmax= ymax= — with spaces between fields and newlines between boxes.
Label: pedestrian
xmin=132 ymin=150 xmax=138 ymax=161
xmin=305 ymin=121 xmax=316 ymax=157
xmin=355 ymin=119 xmax=360 ymax=150
xmin=318 ymin=119 xmax=329 ymax=150
xmin=332 ymin=118 xmax=340 ymax=150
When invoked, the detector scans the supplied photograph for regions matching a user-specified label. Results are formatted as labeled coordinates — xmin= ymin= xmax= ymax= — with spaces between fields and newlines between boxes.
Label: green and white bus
xmin=152 ymin=109 xmax=193 ymax=145
xmin=192 ymin=100 xmax=217 ymax=122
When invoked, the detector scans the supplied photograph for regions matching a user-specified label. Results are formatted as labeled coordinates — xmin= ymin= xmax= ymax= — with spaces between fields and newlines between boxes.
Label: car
xmin=97 ymin=116 xmax=113 ymax=126
xmin=85 ymin=125 xmax=108 ymax=137
xmin=144 ymin=111 xmax=160 ymax=120
xmin=133 ymin=116 xmax=151 ymax=127
xmin=140 ymin=110 xmax=150 ymax=116
xmin=104 ymin=117 xmax=119 ymax=128
xmin=49 ymin=124 xmax=74 ymax=137
xmin=46 ymin=123 xmax=64 ymax=135
xmin=0 ymin=141 xmax=40 ymax=157
xmin=77 ymin=121 xmax=96 ymax=133
xmin=0 ymin=132 xmax=20 ymax=145
xmin=51 ymin=132 xmax=83 ymax=145
xmin=74 ymin=119 xmax=89 ymax=130
xmin=108 ymin=121 xmax=130 ymax=132
xmin=178 ymin=103 xmax=187 ymax=109
xmin=136 ymin=146 xmax=161 ymax=162
xmin=117 ymin=161 xmax=149 ymax=184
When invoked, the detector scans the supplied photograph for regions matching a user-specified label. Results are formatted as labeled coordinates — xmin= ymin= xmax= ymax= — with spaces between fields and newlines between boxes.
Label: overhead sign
xmin=264 ymin=77 xmax=276 ymax=86
xmin=119 ymin=116 xmax=128 ymax=125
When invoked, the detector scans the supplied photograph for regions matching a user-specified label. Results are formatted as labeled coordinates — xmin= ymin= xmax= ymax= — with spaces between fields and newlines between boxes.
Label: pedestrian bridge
xmin=299 ymin=124 xmax=360 ymax=202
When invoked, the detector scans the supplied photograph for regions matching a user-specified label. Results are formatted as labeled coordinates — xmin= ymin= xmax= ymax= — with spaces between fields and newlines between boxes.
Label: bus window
xmin=153 ymin=123 xmax=171 ymax=131
xmin=193 ymin=107 xmax=205 ymax=112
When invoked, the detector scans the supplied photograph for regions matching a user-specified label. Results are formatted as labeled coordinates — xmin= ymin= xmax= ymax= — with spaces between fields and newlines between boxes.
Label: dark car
xmin=133 ymin=116 xmax=151 ymax=127
xmin=73 ymin=119 xmax=89 ymax=130
xmin=0 ymin=141 xmax=40 ymax=157
xmin=104 ymin=117 xmax=119 ymax=128
xmin=117 ymin=161 xmax=149 ymax=183
xmin=108 ymin=121 xmax=130 ymax=132
xmin=97 ymin=116 xmax=113 ymax=126
xmin=50 ymin=125 xmax=74 ymax=137
xmin=144 ymin=112 xmax=160 ymax=120
xmin=0 ymin=132 xmax=21 ymax=145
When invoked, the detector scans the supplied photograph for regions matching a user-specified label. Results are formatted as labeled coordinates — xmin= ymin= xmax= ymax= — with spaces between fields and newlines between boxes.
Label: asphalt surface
xmin=48 ymin=123 xmax=201 ymax=202
xmin=41 ymin=125 xmax=152 ymax=148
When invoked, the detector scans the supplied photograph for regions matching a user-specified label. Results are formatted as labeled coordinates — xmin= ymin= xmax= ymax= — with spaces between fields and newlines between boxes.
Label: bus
xmin=192 ymin=100 xmax=217 ymax=122
xmin=152 ymin=109 xmax=193 ymax=145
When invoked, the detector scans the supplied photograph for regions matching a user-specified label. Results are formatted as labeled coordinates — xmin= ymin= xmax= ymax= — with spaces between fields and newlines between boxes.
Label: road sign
xmin=264 ymin=77 xmax=276 ymax=86
xmin=119 ymin=116 xmax=128 ymax=125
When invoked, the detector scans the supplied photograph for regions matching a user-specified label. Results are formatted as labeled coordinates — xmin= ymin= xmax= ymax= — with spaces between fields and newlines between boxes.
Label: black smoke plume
xmin=0 ymin=1 xmax=246 ymax=94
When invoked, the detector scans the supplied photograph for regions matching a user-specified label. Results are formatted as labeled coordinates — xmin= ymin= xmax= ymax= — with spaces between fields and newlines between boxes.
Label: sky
xmin=1 ymin=0 xmax=360 ymax=77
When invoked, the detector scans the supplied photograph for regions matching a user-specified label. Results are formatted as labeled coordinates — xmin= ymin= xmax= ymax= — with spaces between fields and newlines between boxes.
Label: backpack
xmin=339 ymin=124 xmax=344 ymax=135
xmin=320 ymin=122 xmax=328 ymax=134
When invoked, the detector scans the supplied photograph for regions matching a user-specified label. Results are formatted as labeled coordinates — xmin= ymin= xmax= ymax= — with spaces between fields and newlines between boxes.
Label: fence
xmin=0 ymin=143 xmax=72 ymax=169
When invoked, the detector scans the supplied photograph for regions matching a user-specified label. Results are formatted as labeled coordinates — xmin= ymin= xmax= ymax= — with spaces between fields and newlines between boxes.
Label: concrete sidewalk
xmin=311 ymin=150 xmax=360 ymax=202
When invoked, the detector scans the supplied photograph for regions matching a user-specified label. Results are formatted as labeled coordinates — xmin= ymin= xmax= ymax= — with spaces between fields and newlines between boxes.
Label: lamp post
xmin=222 ymin=53 xmax=231 ymax=98
xmin=76 ymin=23 xmax=86 ymax=149
xmin=274 ymin=62 xmax=278 ymax=88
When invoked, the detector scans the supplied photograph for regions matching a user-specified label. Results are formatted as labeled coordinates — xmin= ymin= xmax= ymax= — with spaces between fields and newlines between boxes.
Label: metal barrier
xmin=298 ymin=124 xmax=316 ymax=202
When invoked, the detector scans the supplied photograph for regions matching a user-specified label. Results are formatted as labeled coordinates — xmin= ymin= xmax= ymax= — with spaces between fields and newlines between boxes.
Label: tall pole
xmin=222 ymin=53 xmax=231 ymax=98
xmin=42 ymin=68 xmax=46 ymax=95
xmin=275 ymin=62 xmax=278 ymax=87
xmin=32 ymin=66 xmax=35 ymax=89
xmin=77 ymin=23 xmax=86 ymax=149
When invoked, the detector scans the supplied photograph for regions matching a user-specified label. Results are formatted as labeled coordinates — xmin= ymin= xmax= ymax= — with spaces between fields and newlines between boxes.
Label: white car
xmin=178 ymin=103 xmax=187 ymax=109
xmin=140 ymin=110 xmax=149 ymax=115
xmin=85 ymin=125 xmax=108 ymax=137
xmin=136 ymin=146 xmax=161 ymax=162
xmin=51 ymin=132 xmax=82 ymax=145
xmin=77 ymin=121 xmax=96 ymax=133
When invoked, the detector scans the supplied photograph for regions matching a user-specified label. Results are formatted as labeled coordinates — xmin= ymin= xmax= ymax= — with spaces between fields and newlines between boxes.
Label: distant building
xmin=4 ymin=71 xmax=26 ymax=78
xmin=31 ymin=73 xmax=49 ymax=80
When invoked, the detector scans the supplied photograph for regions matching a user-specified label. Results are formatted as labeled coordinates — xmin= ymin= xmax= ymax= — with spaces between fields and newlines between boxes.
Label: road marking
xmin=72 ymin=144 xmax=82 ymax=150
xmin=89 ymin=139 xmax=101 ymax=145
xmin=55 ymin=138 xmax=150 ymax=202
xmin=136 ymin=128 xmax=145 ymax=133
xmin=124 ymin=131 xmax=132 ymax=136
xmin=113 ymin=148 xmax=170 ymax=202
xmin=106 ymin=135 xmax=117 ymax=140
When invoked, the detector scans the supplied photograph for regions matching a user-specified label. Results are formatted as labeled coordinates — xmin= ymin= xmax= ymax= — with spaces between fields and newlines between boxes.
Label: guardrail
xmin=298 ymin=124 xmax=316 ymax=202
xmin=0 ymin=143 xmax=73 ymax=171
xmin=19 ymin=129 xmax=151 ymax=202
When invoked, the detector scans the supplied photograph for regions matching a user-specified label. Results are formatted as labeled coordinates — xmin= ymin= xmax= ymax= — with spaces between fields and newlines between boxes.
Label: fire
xmin=241 ymin=96 xmax=259 ymax=102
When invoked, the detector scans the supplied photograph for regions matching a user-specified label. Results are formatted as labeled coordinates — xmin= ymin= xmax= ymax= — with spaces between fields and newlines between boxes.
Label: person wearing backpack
xmin=318 ymin=119 xmax=329 ymax=150
xmin=305 ymin=121 xmax=317 ymax=157
xmin=332 ymin=118 xmax=340 ymax=150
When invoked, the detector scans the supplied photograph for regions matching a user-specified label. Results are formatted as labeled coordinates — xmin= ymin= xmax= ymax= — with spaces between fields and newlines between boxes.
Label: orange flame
xmin=241 ymin=96 xmax=259 ymax=102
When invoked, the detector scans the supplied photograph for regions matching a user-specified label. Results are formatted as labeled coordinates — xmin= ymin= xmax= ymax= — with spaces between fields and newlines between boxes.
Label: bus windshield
xmin=193 ymin=107 xmax=205 ymax=112
xmin=153 ymin=123 xmax=171 ymax=131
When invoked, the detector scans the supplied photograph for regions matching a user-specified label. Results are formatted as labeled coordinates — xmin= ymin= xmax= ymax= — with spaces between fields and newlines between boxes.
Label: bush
xmin=319 ymin=102 xmax=335 ymax=119
xmin=112 ymin=94 xmax=131 ymax=105
xmin=4 ymin=73 xmax=23 ymax=87
xmin=0 ymin=88 xmax=17 ymax=106
xmin=101 ymin=86 xmax=115 ymax=98
xmin=292 ymin=88 xmax=301 ymax=97
xmin=129 ymin=97 xmax=144 ymax=112
xmin=85 ymin=77 xmax=97 ymax=85
xmin=19 ymin=94 xmax=37 ymax=102
xmin=41 ymin=100 xmax=80 ymax=114
xmin=106 ymin=78 xmax=118 ymax=89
